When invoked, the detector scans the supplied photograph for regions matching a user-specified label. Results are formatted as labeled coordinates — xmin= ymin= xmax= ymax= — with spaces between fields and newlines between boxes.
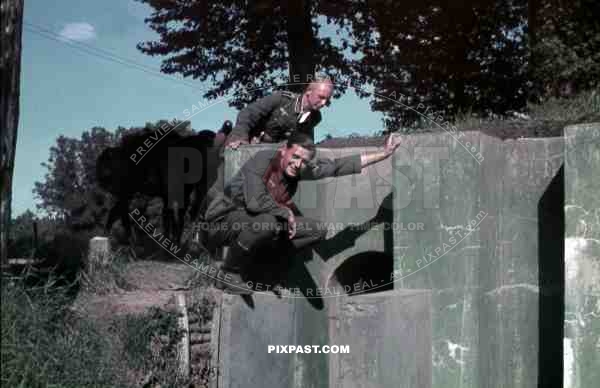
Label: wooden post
xmin=32 ymin=220 xmax=38 ymax=258
xmin=176 ymin=292 xmax=190 ymax=381
xmin=88 ymin=236 xmax=110 ymax=267
xmin=0 ymin=0 xmax=24 ymax=265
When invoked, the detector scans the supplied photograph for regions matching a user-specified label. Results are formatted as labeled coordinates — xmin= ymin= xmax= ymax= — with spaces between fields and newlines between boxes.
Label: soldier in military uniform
xmin=205 ymin=132 xmax=403 ymax=295
xmin=225 ymin=78 xmax=334 ymax=148
xmin=196 ymin=79 xmax=336 ymax=292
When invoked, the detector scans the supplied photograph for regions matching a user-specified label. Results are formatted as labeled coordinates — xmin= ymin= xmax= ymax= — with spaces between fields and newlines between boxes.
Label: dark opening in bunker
xmin=329 ymin=251 xmax=394 ymax=296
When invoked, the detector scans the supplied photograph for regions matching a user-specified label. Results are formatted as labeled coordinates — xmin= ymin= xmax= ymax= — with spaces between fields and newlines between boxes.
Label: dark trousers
xmin=208 ymin=209 xmax=327 ymax=256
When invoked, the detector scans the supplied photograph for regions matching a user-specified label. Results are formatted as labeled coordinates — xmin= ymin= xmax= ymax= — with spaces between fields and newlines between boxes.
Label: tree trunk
xmin=283 ymin=0 xmax=316 ymax=138
xmin=528 ymin=0 xmax=538 ymax=51
xmin=0 ymin=0 xmax=24 ymax=265
xmin=528 ymin=0 xmax=539 ymax=99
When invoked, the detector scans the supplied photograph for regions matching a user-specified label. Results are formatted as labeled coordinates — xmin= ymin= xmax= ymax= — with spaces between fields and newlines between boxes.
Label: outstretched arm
xmin=302 ymin=133 xmax=403 ymax=180
xmin=359 ymin=133 xmax=402 ymax=168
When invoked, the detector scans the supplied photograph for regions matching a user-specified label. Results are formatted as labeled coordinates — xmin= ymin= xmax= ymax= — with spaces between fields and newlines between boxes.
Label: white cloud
xmin=58 ymin=22 xmax=96 ymax=42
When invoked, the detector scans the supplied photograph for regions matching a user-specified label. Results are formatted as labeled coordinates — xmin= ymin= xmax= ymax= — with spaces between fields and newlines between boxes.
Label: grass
xmin=1 ymin=275 xmax=184 ymax=388
xmin=526 ymin=89 xmax=600 ymax=122
xmin=78 ymin=246 xmax=134 ymax=295
xmin=118 ymin=307 xmax=185 ymax=388
xmin=390 ymin=89 xmax=600 ymax=138
xmin=185 ymin=250 xmax=219 ymax=290
xmin=1 ymin=279 xmax=122 ymax=387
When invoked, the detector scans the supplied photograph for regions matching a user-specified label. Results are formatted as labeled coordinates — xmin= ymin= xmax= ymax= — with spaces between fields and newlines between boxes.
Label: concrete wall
xmin=392 ymin=132 xmax=565 ymax=388
xmin=214 ymin=126 xmax=599 ymax=387
xmin=564 ymin=123 xmax=600 ymax=388
xmin=329 ymin=290 xmax=431 ymax=388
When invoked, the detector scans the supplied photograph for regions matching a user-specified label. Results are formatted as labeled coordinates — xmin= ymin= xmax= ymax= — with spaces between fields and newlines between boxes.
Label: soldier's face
xmin=304 ymin=84 xmax=333 ymax=111
xmin=281 ymin=145 xmax=315 ymax=178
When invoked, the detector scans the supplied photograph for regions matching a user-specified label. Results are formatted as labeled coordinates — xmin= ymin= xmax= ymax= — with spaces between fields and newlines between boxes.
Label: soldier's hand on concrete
xmin=383 ymin=133 xmax=402 ymax=157
xmin=250 ymin=131 xmax=265 ymax=144
xmin=226 ymin=139 xmax=249 ymax=150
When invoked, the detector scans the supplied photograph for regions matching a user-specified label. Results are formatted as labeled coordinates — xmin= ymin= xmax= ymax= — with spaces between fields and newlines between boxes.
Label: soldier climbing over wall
xmin=203 ymin=131 xmax=403 ymax=294
xmin=197 ymin=78 xmax=335 ymax=222
xmin=225 ymin=77 xmax=335 ymax=148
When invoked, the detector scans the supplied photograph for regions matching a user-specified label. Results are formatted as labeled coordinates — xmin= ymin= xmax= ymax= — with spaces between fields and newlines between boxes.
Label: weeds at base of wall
xmin=1 ymin=277 xmax=184 ymax=388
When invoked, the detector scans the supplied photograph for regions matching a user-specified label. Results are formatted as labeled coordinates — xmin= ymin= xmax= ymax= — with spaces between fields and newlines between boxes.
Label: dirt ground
xmin=71 ymin=260 xmax=209 ymax=318
xmin=68 ymin=260 xmax=221 ymax=387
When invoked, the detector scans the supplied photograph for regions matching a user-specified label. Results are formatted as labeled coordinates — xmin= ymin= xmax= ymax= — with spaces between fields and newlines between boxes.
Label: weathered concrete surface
xmin=393 ymin=132 xmax=483 ymax=388
xmin=393 ymin=131 xmax=565 ymax=388
xmin=216 ymin=290 xmax=431 ymax=388
xmin=218 ymin=129 xmax=589 ymax=388
xmin=329 ymin=290 xmax=432 ymax=388
xmin=216 ymin=294 xmax=296 ymax=388
xmin=564 ymin=123 xmax=600 ymax=388
xmin=479 ymin=136 xmax=564 ymax=388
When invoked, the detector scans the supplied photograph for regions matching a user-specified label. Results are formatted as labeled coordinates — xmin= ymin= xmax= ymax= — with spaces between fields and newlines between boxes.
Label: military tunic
xmin=228 ymin=91 xmax=322 ymax=143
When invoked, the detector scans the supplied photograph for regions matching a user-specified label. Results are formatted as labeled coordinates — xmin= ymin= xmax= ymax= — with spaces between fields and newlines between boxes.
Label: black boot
xmin=216 ymin=241 xmax=254 ymax=295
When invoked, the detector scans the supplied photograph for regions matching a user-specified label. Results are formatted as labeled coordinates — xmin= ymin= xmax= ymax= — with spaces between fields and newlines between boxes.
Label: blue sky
xmin=13 ymin=0 xmax=384 ymax=216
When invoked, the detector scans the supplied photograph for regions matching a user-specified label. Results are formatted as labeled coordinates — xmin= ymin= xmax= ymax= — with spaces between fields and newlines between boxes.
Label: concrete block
xmin=329 ymin=290 xmax=432 ymax=388
xmin=479 ymin=287 xmax=539 ymax=388
xmin=292 ymin=296 xmax=330 ymax=388
xmin=392 ymin=131 xmax=483 ymax=291
xmin=392 ymin=131 xmax=483 ymax=388
xmin=216 ymin=293 xmax=296 ymax=388
xmin=428 ymin=288 xmax=479 ymax=388
xmin=393 ymin=131 xmax=566 ymax=388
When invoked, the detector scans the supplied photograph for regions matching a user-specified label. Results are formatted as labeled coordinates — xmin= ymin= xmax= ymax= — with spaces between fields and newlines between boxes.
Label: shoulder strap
xmin=279 ymin=90 xmax=299 ymax=99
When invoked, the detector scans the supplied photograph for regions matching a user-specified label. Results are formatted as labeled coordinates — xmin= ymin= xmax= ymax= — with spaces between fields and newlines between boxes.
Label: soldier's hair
xmin=286 ymin=132 xmax=316 ymax=155
xmin=306 ymin=77 xmax=334 ymax=92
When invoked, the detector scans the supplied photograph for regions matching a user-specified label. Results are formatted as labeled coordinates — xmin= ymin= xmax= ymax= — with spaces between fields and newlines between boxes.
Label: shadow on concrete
xmin=315 ymin=193 xmax=394 ymax=261
xmin=538 ymin=165 xmax=564 ymax=388
xmin=329 ymin=251 xmax=394 ymax=296
xmin=239 ymin=193 xmax=394 ymax=308
xmin=242 ymin=245 xmax=325 ymax=309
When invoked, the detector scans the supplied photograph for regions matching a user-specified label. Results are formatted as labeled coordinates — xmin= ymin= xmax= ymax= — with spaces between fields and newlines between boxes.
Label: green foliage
xmin=136 ymin=0 xmax=357 ymax=106
xmin=1 ymin=281 xmax=124 ymax=387
xmin=346 ymin=0 xmax=530 ymax=128
xmin=531 ymin=0 xmax=600 ymax=98
xmin=1 ymin=278 xmax=185 ymax=387
xmin=33 ymin=127 xmax=115 ymax=229
xmin=7 ymin=211 xmax=67 ymax=258
xmin=526 ymin=89 xmax=600 ymax=122
xmin=32 ymin=120 xmax=192 ymax=236
xmin=7 ymin=210 xmax=37 ymax=257
xmin=189 ymin=292 xmax=217 ymax=327
xmin=136 ymin=0 xmax=599 ymax=128
xmin=119 ymin=307 xmax=185 ymax=387
xmin=79 ymin=247 xmax=134 ymax=295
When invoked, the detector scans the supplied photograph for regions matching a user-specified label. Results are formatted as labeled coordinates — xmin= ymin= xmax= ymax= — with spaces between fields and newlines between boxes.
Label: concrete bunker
xmin=212 ymin=125 xmax=599 ymax=388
